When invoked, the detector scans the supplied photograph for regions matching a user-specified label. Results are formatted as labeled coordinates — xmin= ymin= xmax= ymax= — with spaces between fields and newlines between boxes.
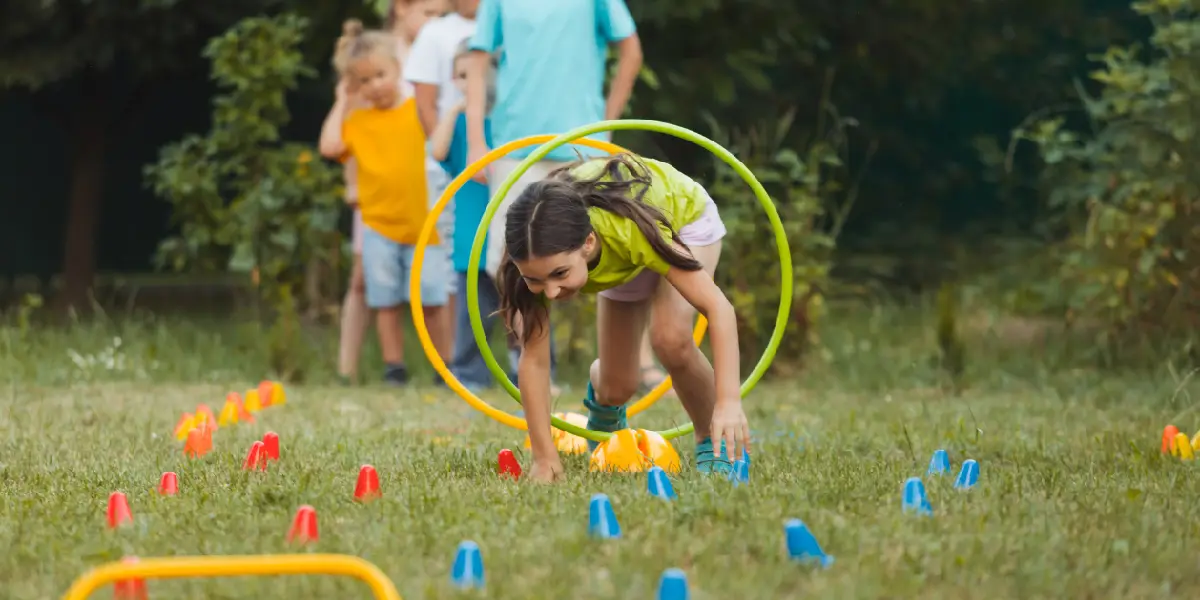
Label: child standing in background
xmin=333 ymin=1 xmax=447 ymax=385
xmin=428 ymin=40 xmax=560 ymax=394
xmin=320 ymin=19 xmax=450 ymax=386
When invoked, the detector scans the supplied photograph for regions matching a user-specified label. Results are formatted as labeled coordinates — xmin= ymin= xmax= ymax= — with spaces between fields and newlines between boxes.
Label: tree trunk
xmin=57 ymin=117 xmax=106 ymax=313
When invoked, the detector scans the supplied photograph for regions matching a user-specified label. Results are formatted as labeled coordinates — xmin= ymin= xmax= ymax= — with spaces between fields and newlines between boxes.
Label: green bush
xmin=1013 ymin=0 xmax=1200 ymax=362
xmin=144 ymin=14 xmax=343 ymax=380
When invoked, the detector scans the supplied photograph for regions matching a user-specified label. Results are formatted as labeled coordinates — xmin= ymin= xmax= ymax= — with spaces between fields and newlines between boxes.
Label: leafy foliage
xmin=145 ymin=13 xmax=342 ymax=379
xmin=1013 ymin=0 xmax=1200 ymax=357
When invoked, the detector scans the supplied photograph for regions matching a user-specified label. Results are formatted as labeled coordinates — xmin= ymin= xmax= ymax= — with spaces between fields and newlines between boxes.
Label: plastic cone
xmin=902 ymin=477 xmax=933 ymax=516
xmin=636 ymin=429 xmax=681 ymax=473
xmin=497 ymin=449 xmax=522 ymax=479
xmin=784 ymin=519 xmax=834 ymax=567
xmin=255 ymin=380 xmax=273 ymax=407
xmin=157 ymin=472 xmax=178 ymax=496
xmin=113 ymin=556 xmax=148 ymax=600
xmin=217 ymin=398 xmax=239 ymax=426
xmin=587 ymin=493 xmax=621 ymax=539
xmin=183 ymin=428 xmax=205 ymax=458
xmin=589 ymin=429 xmax=652 ymax=473
xmin=195 ymin=404 xmax=217 ymax=431
xmin=928 ymin=449 xmax=950 ymax=475
xmin=106 ymin=492 xmax=133 ymax=528
xmin=657 ymin=568 xmax=689 ymax=600
xmin=173 ymin=413 xmax=196 ymax=441
xmin=1163 ymin=425 xmax=1180 ymax=454
xmin=242 ymin=441 xmax=268 ymax=471
xmin=262 ymin=431 xmax=280 ymax=461
xmin=271 ymin=381 xmax=286 ymax=405
xmin=353 ymin=465 xmax=381 ymax=502
xmin=199 ymin=421 xmax=213 ymax=454
xmin=243 ymin=389 xmax=262 ymax=413
xmin=1175 ymin=432 xmax=1194 ymax=460
xmin=450 ymin=540 xmax=485 ymax=589
xmin=286 ymin=505 xmax=319 ymax=544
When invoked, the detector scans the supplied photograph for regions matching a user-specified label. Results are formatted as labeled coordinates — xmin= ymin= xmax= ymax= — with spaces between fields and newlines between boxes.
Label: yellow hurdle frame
xmin=62 ymin=554 xmax=402 ymax=600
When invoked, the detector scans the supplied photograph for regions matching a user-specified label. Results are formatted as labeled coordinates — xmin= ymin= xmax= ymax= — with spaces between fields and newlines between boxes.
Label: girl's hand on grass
xmin=711 ymin=399 xmax=750 ymax=461
xmin=529 ymin=457 xmax=565 ymax=483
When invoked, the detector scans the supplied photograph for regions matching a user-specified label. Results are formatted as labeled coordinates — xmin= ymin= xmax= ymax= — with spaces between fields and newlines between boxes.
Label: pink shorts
xmin=352 ymin=208 xmax=364 ymax=255
xmin=598 ymin=197 xmax=726 ymax=303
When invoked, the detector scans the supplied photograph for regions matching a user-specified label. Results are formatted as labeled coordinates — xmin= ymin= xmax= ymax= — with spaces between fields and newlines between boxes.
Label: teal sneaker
xmin=584 ymin=381 xmax=627 ymax=452
xmin=696 ymin=437 xmax=734 ymax=475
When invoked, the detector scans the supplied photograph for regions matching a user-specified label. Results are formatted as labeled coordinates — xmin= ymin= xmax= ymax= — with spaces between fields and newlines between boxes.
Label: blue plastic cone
xmin=728 ymin=457 xmax=750 ymax=486
xmin=927 ymin=449 xmax=950 ymax=475
xmin=450 ymin=540 xmax=484 ymax=589
xmin=902 ymin=477 xmax=933 ymax=516
xmin=954 ymin=459 xmax=979 ymax=489
xmin=588 ymin=493 xmax=621 ymax=539
xmin=784 ymin=519 xmax=834 ymax=567
xmin=657 ymin=568 xmax=689 ymax=600
xmin=647 ymin=466 xmax=676 ymax=500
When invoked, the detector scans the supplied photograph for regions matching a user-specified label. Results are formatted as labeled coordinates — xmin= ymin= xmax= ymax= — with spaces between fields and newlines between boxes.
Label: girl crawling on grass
xmin=496 ymin=153 xmax=750 ymax=483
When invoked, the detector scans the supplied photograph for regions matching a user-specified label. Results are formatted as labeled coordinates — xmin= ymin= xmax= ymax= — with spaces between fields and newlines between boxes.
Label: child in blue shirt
xmin=429 ymin=40 xmax=558 ymax=392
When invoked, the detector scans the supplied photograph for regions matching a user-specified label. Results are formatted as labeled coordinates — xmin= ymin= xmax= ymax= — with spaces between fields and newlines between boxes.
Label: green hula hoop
xmin=466 ymin=118 xmax=793 ymax=442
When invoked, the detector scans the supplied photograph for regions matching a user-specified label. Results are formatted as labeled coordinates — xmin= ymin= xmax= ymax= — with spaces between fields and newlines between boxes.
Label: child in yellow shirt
xmin=320 ymin=19 xmax=449 ymax=386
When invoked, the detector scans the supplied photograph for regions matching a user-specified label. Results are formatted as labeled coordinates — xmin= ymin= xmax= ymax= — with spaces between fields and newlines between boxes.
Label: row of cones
xmin=108 ymin=381 xmax=288 ymax=597
xmin=1161 ymin=424 xmax=1200 ymax=459
xmin=520 ymin=411 xmax=683 ymax=474
xmin=173 ymin=381 xmax=286 ymax=458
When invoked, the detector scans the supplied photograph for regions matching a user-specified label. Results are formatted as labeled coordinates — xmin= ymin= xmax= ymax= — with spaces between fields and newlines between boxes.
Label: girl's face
xmin=395 ymin=0 xmax=446 ymax=42
xmin=348 ymin=53 xmax=401 ymax=109
xmin=513 ymin=234 xmax=598 ymax=302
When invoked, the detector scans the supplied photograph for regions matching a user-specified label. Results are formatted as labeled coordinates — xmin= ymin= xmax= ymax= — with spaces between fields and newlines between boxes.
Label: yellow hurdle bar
xmin=62 ymin=554 xmax=403 ymax=600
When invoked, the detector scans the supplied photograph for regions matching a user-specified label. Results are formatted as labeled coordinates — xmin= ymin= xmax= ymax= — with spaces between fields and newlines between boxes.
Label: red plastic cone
xmin=157 ymin=472 xmax=178 ymax=496
xmin=1163 ymin=424 xmax=1181 ymax=454
xmin=498 ymin=449 xmax=522 ymax=479
xmin=113 ymin=556 xmax=148 ymax=600
xmin=353 ymin=465 xmax=381 ymax=502
xmin=286 ymin=505 xmax=319 ymax=544
xmin=242 ymin=441 xmax=268 ymax=471
xmin=262 ymin=431 xmax=280 ymax=461
xmin=106 ymin=491 xmax=133 ymax=529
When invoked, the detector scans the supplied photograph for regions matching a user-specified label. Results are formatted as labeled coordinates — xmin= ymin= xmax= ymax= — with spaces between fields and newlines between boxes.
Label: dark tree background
xmin=0 ymin=0 xmax=1150 ymax=310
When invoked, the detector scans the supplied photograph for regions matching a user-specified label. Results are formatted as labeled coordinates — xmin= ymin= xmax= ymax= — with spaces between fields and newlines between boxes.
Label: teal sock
xmin=696 ymin=437 xmax=733 ymax=475
xmin=584 ymin=382 xmax=626 ymax=452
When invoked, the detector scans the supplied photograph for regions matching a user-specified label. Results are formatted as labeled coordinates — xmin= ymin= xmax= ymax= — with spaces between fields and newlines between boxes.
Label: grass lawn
xmin=3 ymin=305 xmax=1200 ymax=598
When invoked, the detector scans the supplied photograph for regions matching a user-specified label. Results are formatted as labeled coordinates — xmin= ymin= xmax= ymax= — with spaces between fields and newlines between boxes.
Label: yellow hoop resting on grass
xmin=409 ymin=134 xmax=708 ymax=442
xmin=411 ymin=119 xmax=793 ymax=444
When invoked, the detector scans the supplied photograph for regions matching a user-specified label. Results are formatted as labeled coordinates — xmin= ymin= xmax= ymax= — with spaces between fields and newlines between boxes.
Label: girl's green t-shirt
xmin=570 ymin=157 xmax=711 ymax=294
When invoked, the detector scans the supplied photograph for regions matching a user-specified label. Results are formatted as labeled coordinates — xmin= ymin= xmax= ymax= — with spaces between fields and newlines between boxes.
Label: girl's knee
xmin=651 ymin=326 xmax=696 ymax=368
xmin=592 ymin=359 xmax=638 ymax=406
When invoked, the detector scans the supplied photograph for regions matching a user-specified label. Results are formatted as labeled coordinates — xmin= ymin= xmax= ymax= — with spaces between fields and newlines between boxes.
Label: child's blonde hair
xmin=453 ymin=38 xmax=497 ymax=114
xmin=332 ymin=19 xmax=398 ymax=76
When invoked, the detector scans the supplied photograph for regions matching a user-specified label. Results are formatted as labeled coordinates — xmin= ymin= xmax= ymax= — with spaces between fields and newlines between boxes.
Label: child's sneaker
xmin=695 ymin=437 xmax=734 ymax=475
xmin=583 ymin=381 xmax=626 ymax=452
xmin=383 ymin=363 xmax=408 ymax=386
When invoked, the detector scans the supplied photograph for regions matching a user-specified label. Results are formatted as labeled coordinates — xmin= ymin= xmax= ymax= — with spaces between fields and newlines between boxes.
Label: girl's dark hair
xmin=497 ymin=153 xmax=704 ymax=341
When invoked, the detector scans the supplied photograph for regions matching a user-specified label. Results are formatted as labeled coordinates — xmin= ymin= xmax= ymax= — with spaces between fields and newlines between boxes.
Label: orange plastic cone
xmin=195 ymin=404 xmax=217 ymax=431
xmin=353 ymin=465 xmax=381 ymax=502
xmin=112 ymin=556 xmax=148 ymax=600
xmin=242 ymin=441 xmax=268 ymax=471
xmin=183 ymin=428 xmax=205 ymax=458
xmin=1163 ymin=425 xmax=1180 ymax=454
xmin=258 ymin=380 xmax=274 ymax=407
xmin=286 ymin=505 xmax=319 ymax=544
xmin=106 ymin=492 xmax=133 ymax=529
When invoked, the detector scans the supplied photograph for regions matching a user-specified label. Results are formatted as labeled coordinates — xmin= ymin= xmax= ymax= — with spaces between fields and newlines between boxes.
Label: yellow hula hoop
xmin=409 ymin=134 xmax=707 ymax=435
